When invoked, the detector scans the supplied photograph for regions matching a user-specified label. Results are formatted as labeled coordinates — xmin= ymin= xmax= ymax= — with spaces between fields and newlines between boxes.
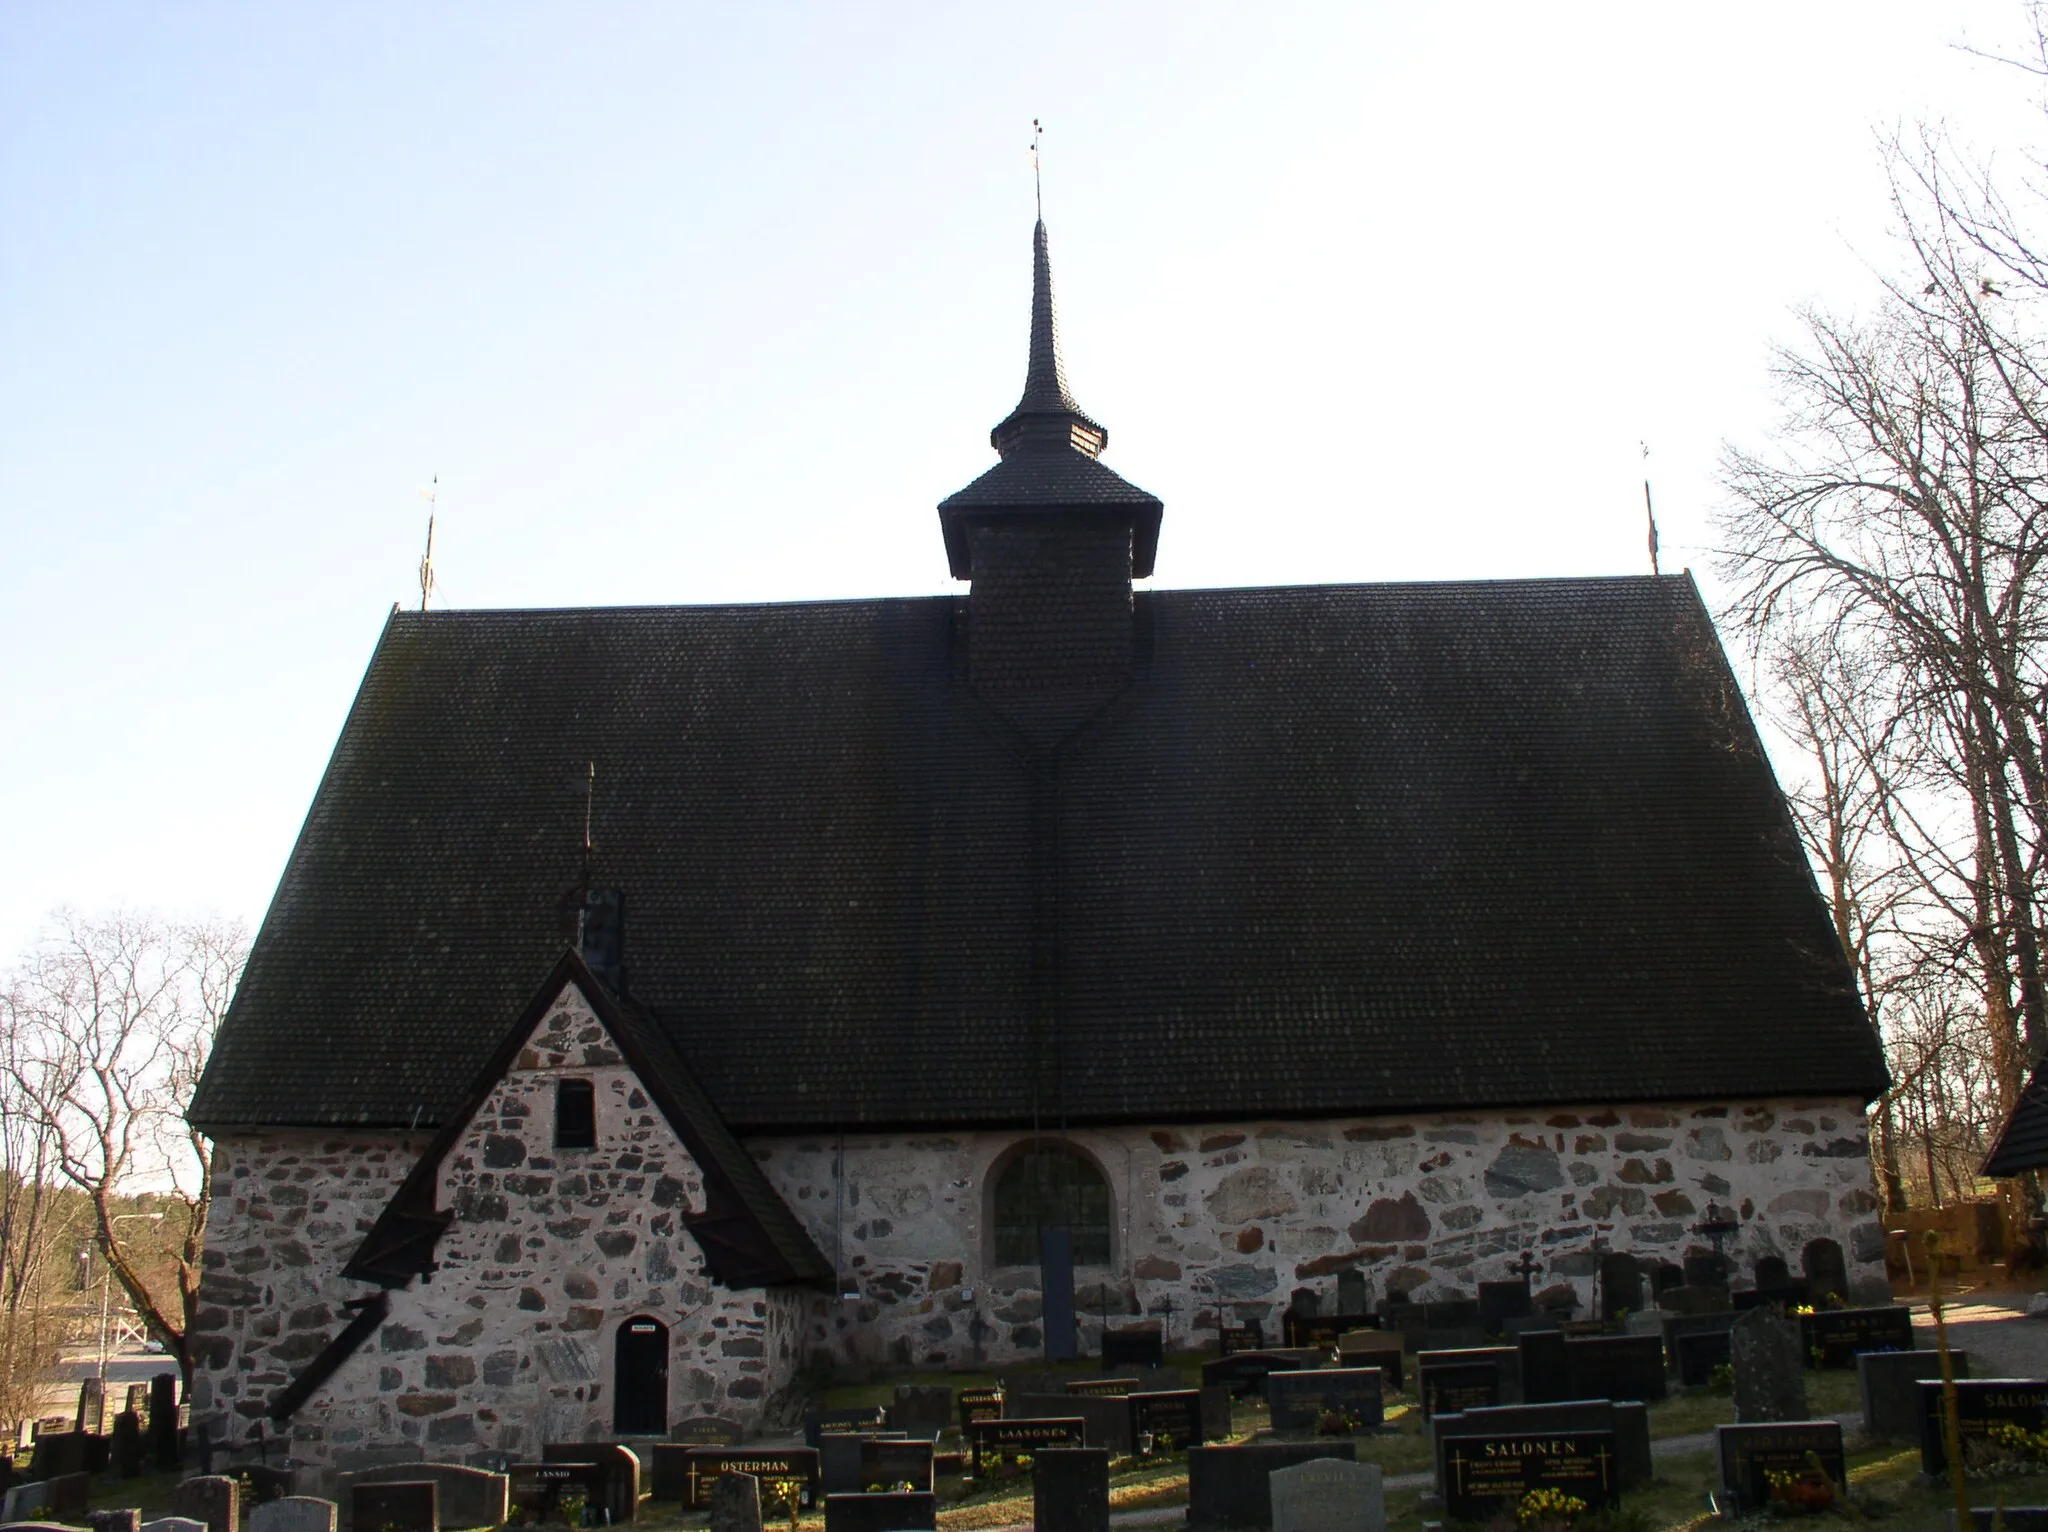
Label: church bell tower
xmin=938 ymin=219 xmax=1163 ymax=740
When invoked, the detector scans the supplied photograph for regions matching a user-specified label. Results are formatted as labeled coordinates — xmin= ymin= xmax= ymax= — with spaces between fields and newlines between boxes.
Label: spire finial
xmin=1031 ymin=118 xmax=1042 ymax=222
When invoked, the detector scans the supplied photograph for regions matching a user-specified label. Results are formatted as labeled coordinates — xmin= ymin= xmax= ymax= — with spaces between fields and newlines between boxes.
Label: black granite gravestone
xmin=1800 ymin=1306 xmax=1914 ymax=1369
xmin=1128 ymin=1390 xmax=1207 ymax=1452
xmin=1519 ymin=1328 xmax=1570 ymax=1404
xmin=1218 ymin=1323 xmax=1264 ymax=1356
xmin=667 ymin=1416 xmax=744 ymax=1447
xmin=1336 ymin=1270 xmax=1370 ymax=1317
xmin=956 ymin=1389 xmax=1003 ymax=1435
xmin=965 ymin=1418 xmax=1086 ymax=1478
xmin=1920 ymin=1379 xmax=2048 ymax=1475
xmin=1032 ymin=1448 xmax=1108 ymax=1532
xmin=1200 ymin=1350 xmax=1315 ymax=1399
xmin=149 ymin=1375 xmax=179 ymax=1472
xmin=1674 ymin=1329 xmax=1733 ymax=1386
xmin=1859 ymin=1350 xmax=1969 ymax=1441
xmin=887 ymin=1387 xmax=951 ymax=1440
xmin=1042 ymin=1228 xmax=1077 ymax=1363
xmin=1185 ymin=1442 xmax=1356 ymax=1529
xmin=510 ymin=1462 xmax=609 ymax=1523
xmin=1715 ymin=1421 xmax=1846 ymax=1513
xmin=1101 ymin=1328 xmax=1164 ymax=1370
xmin=1419 ymin=1363 xmax=1500 ymax=1420
xmin=857 ymin=1438 xmax=933 ymax=1494
xmin=804 ymin=1408 xmax=889 ymax=1449
xmin=75 ymin=1379 xmax=104 ymax=1435
xmin=667 ymin=1449 xmax=820 ymax=1513
xmin=1284 ymin=1315 xmax=1354 ymax=1349
xmin=1478 ymin=1281 xmax=1534 ymax=1335
xmin=819 ymin=1433 xmax=906 ymax=1496
xmin=110 ymin=1411 xmax=142 ymax=1478
xmin=540 ymin=1444 xmax=638 ymax=1524
xmin=1264 ymin=1368 xmax=1384 ymax=1436
xmin=1439 ymin=1430 xmax=1619 ymax=1522
xmin=1435 ymin=1400 xmax=1651 ymax=1491
xmin=1565 ymin=1334 xmax=1668 ymax=1402
xmin=1064 ymin=1377 xmax=1137 ymax=1397
xmin=351 ymin=1482 xmax=436 ymax=1532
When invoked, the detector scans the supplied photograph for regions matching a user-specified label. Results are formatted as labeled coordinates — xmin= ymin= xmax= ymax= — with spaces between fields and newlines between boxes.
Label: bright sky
xmin=2 ymin=3 xmax=2042 ymax=962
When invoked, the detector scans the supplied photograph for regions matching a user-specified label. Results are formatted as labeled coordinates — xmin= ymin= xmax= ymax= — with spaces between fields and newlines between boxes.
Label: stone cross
xmin=1270 ymin=1458 xmax=1385 ymax=1532
xmin=1510 ymin=1251 xmax=1541 ymax=1286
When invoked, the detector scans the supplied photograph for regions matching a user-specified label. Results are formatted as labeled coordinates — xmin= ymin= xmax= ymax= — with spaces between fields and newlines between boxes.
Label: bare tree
xmin=2 ymin=913 xmax=245 ymax=1392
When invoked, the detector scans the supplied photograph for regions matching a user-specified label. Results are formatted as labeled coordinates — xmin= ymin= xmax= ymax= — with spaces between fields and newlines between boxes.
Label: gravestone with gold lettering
xmin=1439 ymin=1431 xmax=1619 ymax=1522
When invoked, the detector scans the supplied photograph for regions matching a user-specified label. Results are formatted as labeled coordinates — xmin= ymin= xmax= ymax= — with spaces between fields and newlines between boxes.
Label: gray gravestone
xmin=1032 ymin=1448 xmax=1108 ymax=1532
xmin=1187 ymin=1443 xmax=1357 ymax=1529
xmin=706 ymin=1472 xmax=761 ymax=1532
xmin=249 ymin=1499 xmax=336 ymax=1532
xmin=1732 ymin=1308 xmax=1808 ymax=1422
xmin=172 ymin=1479 xmax=237 ymax=1532
xmin=340 ymin=1467 xmax=506 ymax=1531
xmin=1270 ymin=1458 xmax=1384 ymax=1532
xmin=349 ymin=1482 xmax=436 ymax=1532
xmin=140 ymin=1520 xmax=205 ymax=1532
xmin=820 ymin=1490 xmax=936 ymax=1531
xmin=89 ymin=1510 xmax=143 ymax=1532
xmin=1 ymin=1482 xmax=51 ymax=1524
xmin=1861 ymin=1349 xmax=1970 ymax=1441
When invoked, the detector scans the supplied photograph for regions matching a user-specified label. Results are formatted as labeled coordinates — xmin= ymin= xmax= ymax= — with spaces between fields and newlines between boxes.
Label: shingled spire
xmin=938 ymin=219 xmax=1163 ymax=580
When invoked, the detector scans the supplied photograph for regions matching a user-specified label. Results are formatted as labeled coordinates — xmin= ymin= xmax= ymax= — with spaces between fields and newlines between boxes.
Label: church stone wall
xmin=755 ymin=1097 xmax=1885 ymax=1368
xmin=192 ymin=986 xmax=807 ymax=1480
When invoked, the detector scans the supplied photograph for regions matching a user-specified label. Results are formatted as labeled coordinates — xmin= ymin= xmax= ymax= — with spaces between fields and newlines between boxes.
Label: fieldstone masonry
xmin=192 ymin=986 xmax=805 ymax=1473
xmin=759 ymin=1098 xmax=1885 ymax=1368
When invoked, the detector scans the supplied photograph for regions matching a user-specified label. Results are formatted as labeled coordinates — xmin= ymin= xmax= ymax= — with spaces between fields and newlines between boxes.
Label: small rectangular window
xmin=555 ymin=1078 xmax=596 ymax=1149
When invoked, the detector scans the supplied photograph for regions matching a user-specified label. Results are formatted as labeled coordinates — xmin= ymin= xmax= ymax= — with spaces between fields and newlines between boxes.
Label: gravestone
xmin=508 ymin=1463 xmax=608 ymax=1525
xmin=888 ymin=1386 xmax=951 ymax=1439
xmin=1128 ymin=1390 xmax=1208 ymax=1452
xmin=124 ymin=1385 xmax=147 ymax=1416
xmin=149 ymin=1376 xmax=179 ymax=1473
xmin=955 ymin=1389 xmax=1003 ymax=1435
xmin=1101 ymin=1328 xmax=1165 ymax=1370
xmin=819 ymin=1433 xmax=906 ymax=1496
xmin=1435 ymin=1401 xmax=1652 ymax=1491
xmin=1919 ymin=1378 xmax=2048 ymax=1475
xmin=667 ymin=1448 xmax=819 ymax=1513
xmin=1565 ymin=1333 xmax=1667 ymax=1402
xmin=1032 ymin=1448 xmax=1108 ymax=1532
xmin=667 ymin=1417 xmax=743 ymax=1447
xmin=1270 ymin=1457 xmax=1384 ymax=1532
xmin=821 ymin=1490 xmax=936 ymax=1531
xmin=89 ymin=1510 xmax=143 ymax=1532
xmin=1219 ymin=1323 xmax=1265 ymax=1356
xmin=1958 ymin=1513 xmax=2048 ymax=1532
xmin=349 ymin=1482 xmax=436 ymax=1532
xmin=1715 ymin=1421 xmax=1846 ymax=1514
xmin=1477 ymin=1281 xmax=1533 ymax=1335
xmin=1336 ymin=1271 xmax=1370 ymax=1318
xmin=44 ymin=1474 xmax=87 ymax=1524
xmin=30 ymin=1433 xmax=87 ymax=1481
xmin=706 ymin=1471 xmax=760 ymax=1532
xmin=248 ymin=1498 xmax=336 ymax=1532
xmin=76 ymin=1379 xmax=104 ymax=1435
xmin=1186 ymin=1442 xmax=1356 ymax=1530
xmin=1285 ymin=1316 xmax=1353 ymax=1350
xmin=1202 ymin=1386 xmax=1234 ymax=1443
xmin=1674 ymin=1328 xmax=1732 ymax=1386
xmin=1801 ymin=1306 xmax=1914 ymax=1369
xmin=965 ymin=1417 xmax=1086 ymax=1477
xmin=1418 ymin=1363 xmax=1499 ymax=1420
xmin=110 ymin=1412 xmax=142 ymax=1478
xmin=1861 ymin=1349 xmax=1970 ymax=1441
xmin=803 ymin=1408 xmax=888 ymax=1449
xmin=1010 ymin=1393 xmax=1131 ymax=1454
xmin=1337 ymin=1332 xmax=1405 ymax=1392
xmin=1064 ymin=1377 xmax=1137 ymax=1397
xmin=343 ymin=1466 xmax=508 ymax=1529
xmin=173 ymin=1476 xmax=238 ymax=1532
xmin=857 ymin=1438 xmax=932 ymax=1494
xmin=1518 ymin=1328 xmax=1569 ymax=1403
xmin=1427 ymin=1299 xmax=1480 ymax=1328
xmin=1202 ymin=1351 xmax=1315 ymax=1400
xmin=1 ymin=1482 xmax=51 ymax=1524
xmin=1265 ymin=1369 xmax=1383 ymax=1436
xmin=1732 ymin=1308 xmax=1809 ymax=1422
xmin=240 ymin=1467 xmax=296 ymax=1505
xmin=1439 ymin=1430 xmax=1619 ymax=1522
xmin=540 ymin=1443 xmax=639 ymax=1524
xmin=140 ymin=1520 xmax=206 ymax=1532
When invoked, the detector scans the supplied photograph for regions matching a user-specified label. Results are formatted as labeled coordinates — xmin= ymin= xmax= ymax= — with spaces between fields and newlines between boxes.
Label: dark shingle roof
xmin=190 ymin=574 xmax=1887 ymax=1134
xmin=1985 ymin=1066 xmax=2048 ymax=1176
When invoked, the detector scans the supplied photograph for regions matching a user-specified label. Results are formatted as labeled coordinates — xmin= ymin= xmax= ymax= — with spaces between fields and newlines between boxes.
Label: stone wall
xmin=756 ymin=1097 xmax=1886 ymax=1368
xmin=192 ymin=984 xmax=808 ymax=1477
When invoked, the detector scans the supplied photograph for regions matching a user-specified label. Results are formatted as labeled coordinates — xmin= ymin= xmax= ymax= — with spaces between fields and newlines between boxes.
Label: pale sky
xmin=2 ymin=2 xmax=2042 ymax=961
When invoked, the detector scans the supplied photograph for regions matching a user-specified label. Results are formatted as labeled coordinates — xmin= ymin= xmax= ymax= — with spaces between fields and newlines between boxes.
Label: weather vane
xmin=1031 ymin=118 xmax=1042 ymax=220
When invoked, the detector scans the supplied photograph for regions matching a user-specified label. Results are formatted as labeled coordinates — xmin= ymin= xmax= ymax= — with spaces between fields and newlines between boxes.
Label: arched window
xmin=991 ymin=1143 xmax=1111 ymax=1267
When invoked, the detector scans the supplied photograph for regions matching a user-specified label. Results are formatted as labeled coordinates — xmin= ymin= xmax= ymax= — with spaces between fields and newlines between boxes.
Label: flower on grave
xmin=1317 ymin=1407 xmax=1366 ymax=1436
xmin=1765 ymin=1463 xmax=1835 ymax=1512
xmin=1988 ymin=1421 xmax=2048 ymax=1466
xmin=1516 ymin=1488 xmax=1588 ymax=1524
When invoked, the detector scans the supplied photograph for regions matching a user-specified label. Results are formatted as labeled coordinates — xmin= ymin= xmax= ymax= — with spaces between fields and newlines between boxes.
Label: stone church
xmin=187 ymin=216 xmax=1891 ymax=1470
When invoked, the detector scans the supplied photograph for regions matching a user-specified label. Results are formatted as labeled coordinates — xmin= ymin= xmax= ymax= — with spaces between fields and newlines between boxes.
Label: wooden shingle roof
xmin=190 ymin=573 xmax=1886 ymax=1135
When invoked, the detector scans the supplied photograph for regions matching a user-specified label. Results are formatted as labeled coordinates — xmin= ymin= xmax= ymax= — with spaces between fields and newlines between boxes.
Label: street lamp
xmin=96 ymin=1212 xmax=164 ymax=1426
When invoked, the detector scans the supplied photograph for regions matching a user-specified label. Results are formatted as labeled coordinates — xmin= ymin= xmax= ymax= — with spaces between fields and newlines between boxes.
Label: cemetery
xmin=19 ymin=1289 xmax=2048 ymax=1532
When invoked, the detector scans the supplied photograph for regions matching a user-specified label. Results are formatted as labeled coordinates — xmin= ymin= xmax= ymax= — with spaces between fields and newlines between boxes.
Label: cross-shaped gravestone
xmin=1510 ymin=1251 xmax=1541 ymax=1286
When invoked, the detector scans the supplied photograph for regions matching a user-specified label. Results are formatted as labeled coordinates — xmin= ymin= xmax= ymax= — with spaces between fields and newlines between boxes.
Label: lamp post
xmin=96 ymin=1212 xmax=164 ymax=1423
